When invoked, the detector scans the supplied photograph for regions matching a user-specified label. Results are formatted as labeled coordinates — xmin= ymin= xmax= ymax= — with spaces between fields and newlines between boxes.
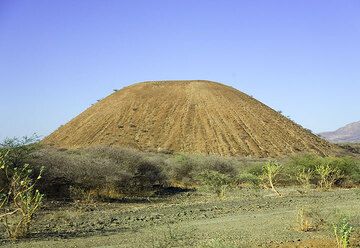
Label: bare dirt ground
xmin=2 ymin=187 xmax=359 ymax=248
xmin=43 ymin=81 xmax=336 ymax=157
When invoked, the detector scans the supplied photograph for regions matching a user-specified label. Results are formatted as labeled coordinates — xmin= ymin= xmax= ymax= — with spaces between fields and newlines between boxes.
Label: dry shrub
xmin=296 ymin=207 xmax=324 ymax=232
xmin=28 ymin=147 xmax=168 ymax=200
xmin=151 ymin=224 xmax=198 ymax=247
xmin=167 ymin=154 xmax=239 ymax=189
xmin=297 ymin=168 xmax=313 ymax=192
xmin=29 ymin=148 xmax=242 ymax=201
xmin=0 ymin=152 xmax=44 ymax=239
xmin=166 ymin=155 xmax=198 ymax=188
xmin=0 ymin=135 xmax=40 ymax=169
xmin=204 ymin=156 xmax=238 ymax=177
xmin=69 ymin=184 xmax=122 ymax=202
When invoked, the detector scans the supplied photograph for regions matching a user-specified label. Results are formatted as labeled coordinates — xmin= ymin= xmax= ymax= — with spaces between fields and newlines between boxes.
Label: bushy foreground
xmin=28 ymin=147 xmax=169 ymax=200
xmin=0 ymin=149 xmax=44 ymax=239
xmin=1 ymin=136 xmax=360 ymax=202
xmin=26 ymin=148 xmax=360 ymax=201
xmin=0 ymin=137 xmax=360 ymax=245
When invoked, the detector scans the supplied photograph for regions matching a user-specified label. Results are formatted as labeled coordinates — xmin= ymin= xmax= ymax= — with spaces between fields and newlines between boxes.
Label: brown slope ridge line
xmin=43 ymin=80 xmax=337 ymax=157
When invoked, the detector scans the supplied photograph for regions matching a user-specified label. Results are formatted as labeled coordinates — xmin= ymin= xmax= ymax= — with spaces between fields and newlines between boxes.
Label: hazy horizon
xmin=1 ymin=0 xmax=359 ymax=140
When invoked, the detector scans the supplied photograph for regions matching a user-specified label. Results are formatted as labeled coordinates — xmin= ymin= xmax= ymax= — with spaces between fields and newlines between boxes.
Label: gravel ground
xmin=1 ymin=187 xmax=360 ymax=248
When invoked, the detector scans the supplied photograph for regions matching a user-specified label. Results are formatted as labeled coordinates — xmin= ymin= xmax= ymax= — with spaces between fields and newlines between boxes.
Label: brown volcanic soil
xmin=43 ymin=80 xmax=335 ymax=157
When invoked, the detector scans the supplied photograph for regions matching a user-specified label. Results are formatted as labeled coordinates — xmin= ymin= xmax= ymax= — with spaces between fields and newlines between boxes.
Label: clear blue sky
xmin=1 ymin=0 xmax=359 ymax=141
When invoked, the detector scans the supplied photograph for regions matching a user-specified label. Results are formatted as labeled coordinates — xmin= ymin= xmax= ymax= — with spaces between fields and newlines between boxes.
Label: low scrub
xmin=151 ymin=224 xmax=197 ymax=247
xmin=296 ymin=206 xmax=324 ymax=232
xmin=333 ymin=217 xmax=353 ymax=248
xmin=0 ymin=152 xmax=44 ymax=239
xmin=285 ymin=154 xmax=360 ymax=187
xmin=315 ymin=163 xmax=342 ymax=190
xmin=1 ymin=134 xmax=357 ymax=203
xmin=166 ymin=154 xmax=198 ymax=188
xmin=197 ymin=170 xmax=235 ymax=199
xmin=296 ymin=168 xmax=313 ymax=192
xmin=166 ymin=154 xmax=239 ymax=189
xmin=237 ymin=173 xmax=261 ymax=188
xmin=28 ymin=148 xmax=360 ymax=201
xmin=29 ymin=147 xmax=168 ymax=200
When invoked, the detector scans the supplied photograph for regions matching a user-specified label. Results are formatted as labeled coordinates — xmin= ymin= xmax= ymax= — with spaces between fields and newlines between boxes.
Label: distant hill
xmin=319 ymin=121 xmax=360 ymax=143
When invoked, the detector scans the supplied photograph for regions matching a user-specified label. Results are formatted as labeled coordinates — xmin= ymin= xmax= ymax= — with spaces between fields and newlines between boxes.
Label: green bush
xmin=333 ymin=217 xmax=353 ymax=248
xmin=261 ymin=161 xmax=282 ymax=196
xmin=296 ymin=168 xmax=313 ymax=191
xmin=197 ymin=170 xmax=235 ymax=199
xmin=285 ymin=154 xmax=360 ymax=187
xmin=165 ymin=154 xmax=240 ymax=188
xmin=166 ymin=154 xmax=198 ymax=188
xmin=0 ymin=136 xmax=40 ymax=191
xmin=244 ymin=162 xmax=263 ymax=177
xmin=237 ymin=173 xmax=261 ymax=187
xmin=315 ymin=163 xmax=341 ymax=190
xmin=327 ymin=157 xmax=360 ymax=185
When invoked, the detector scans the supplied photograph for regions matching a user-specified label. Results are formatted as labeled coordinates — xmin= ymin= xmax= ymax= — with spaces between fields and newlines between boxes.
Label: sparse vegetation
xmin=296 ymin=206 xmax=324 ymax=232
xmin=339 ymin=143 xmax=360 ymax=155
xmin=20 ymin=146 xmax=359 ymax=202
xmin=197 ymin=170 xmax=234 ymax=199
xmin=315 ymin=163 xmax=342 ymax=190
xmin=0 ymin=152 xmax=44 ymax=239
xmin=286 ymin=154 xmax=360 ymax=187
xmin=167 ymin=154 xmax=198 ymax=188
xmin=237 ymin=173 xmax=261 ymax=188
xmin=0 ymin=136 xmax=358 ymax=246
xmin=261 ymin=161 xmax=282 ymax=196
xmin=296 ymin=168 xmax=313 ymax=192
xmin=333 ymin=217 xmax=353 ymax=248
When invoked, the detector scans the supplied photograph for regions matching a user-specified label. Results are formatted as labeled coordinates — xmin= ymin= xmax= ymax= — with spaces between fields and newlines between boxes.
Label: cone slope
xmin=43 ymin=80 xmax=335 ymax=157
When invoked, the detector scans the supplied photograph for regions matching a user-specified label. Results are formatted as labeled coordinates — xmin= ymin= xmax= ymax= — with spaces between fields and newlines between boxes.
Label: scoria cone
xmin=43 ymin=80 xmax=335 ymax=157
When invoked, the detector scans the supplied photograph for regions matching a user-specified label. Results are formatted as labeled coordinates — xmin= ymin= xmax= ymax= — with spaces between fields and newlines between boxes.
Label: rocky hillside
xmin=320 ymin=121 xmax=360 ymax=143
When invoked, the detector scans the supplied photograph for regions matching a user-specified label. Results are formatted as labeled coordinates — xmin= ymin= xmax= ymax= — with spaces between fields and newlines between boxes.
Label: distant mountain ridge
xmin=320 ymin=121 xmax=360 ymax=143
